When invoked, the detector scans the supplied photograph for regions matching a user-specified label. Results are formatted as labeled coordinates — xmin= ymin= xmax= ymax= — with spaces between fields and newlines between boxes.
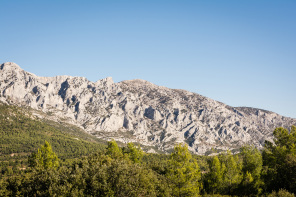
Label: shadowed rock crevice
xmin=58 ymin=80 xmax=70 ymax=101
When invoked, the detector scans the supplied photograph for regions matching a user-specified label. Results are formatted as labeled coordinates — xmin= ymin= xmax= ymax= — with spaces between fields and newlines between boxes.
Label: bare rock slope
xmin=1 ymin=62 xmax=295 ymax=154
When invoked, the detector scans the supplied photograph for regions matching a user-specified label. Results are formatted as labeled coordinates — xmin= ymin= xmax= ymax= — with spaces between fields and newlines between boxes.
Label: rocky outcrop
xmin=1 ymin=62 xmax=295 ymax=154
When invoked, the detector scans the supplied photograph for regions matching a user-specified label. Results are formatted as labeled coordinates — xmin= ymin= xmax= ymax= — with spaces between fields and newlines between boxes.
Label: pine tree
xmin=263 ymin=126 xmax=296 ymax=193
xmin=106 ymin=139 xmax=123 ymax=159
xmin=205 ymin=155 xmax=225 ymax=194
xmin=124 ymin=142 xmax=143 ymax=163
xmin=28 ymin=141 xmax=59 ymax=170
xmin=166 ymin=143 xmax=201 ymax=197
xmin=219 ymin=151 xmax=242 ymax=195
xmin=239 ymin=146 xmax=263 ymax=195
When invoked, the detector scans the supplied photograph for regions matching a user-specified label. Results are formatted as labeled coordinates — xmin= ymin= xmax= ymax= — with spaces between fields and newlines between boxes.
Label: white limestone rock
xmin=1 ymin=62 xmax=296 ymax=154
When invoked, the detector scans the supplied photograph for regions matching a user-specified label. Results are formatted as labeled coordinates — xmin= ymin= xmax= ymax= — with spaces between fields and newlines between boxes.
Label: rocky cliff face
xmin=1 ymin=62 xmax=295 ymax=154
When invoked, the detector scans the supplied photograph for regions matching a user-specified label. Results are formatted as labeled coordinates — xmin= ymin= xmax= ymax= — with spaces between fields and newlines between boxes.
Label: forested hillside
xmin=0 ymin=103 xmax=106 ymax=172
xmin=1 ymin=129 xmax=296 ymax=196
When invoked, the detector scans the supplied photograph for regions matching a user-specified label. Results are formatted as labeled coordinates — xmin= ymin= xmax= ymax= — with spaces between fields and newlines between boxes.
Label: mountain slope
xmin=1 ymin=62 xmax=295 ymax=154
xmin=0 ymin=102 xmax=106 ymax=169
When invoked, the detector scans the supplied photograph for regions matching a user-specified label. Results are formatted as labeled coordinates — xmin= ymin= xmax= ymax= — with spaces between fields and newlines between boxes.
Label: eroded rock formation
xmin=1 ymin=62 xmax=295 ymax=154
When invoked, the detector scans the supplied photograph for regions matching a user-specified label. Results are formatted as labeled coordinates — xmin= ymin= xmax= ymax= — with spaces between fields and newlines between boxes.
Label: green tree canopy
xmin=166 ymin=143 xmax=202 ymax=197
xmin=204 ymin=155 xmax=225 ymax=194
xmin=123 ymin=142 xmax=143 ymax=163
xmin=219 ymin=151 xmax=242 ymax=195
xmin=106 ymin=139 xmax=123 ymax=159
xmin=28 ymin=141 xmax=59 ymax=170
xmin=238 ymin=146 xmax=263 ymax=195
xmin=263 ymin=126 xmax=296 ymax=194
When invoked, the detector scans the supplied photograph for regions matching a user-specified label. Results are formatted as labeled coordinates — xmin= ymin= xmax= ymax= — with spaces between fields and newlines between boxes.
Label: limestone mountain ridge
xmin=1 ymin=62 xmax=295 ymax=154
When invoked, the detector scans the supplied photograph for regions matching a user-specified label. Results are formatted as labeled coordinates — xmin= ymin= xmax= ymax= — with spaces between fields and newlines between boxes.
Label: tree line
xmin=0 ymin=125 xmax=295 ymax=196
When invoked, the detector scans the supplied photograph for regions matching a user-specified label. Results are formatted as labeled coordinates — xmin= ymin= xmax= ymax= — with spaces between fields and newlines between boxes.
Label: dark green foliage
xmin=203 ymin=151 xmax=242 ymax=195
xmin=142 ymin=153 xmax=170 ymax=175
xmin=1 ymin=141 xmax=169 ymax=196
xmin=204 ymin=155 xmax=224 ymax=194
xmin=267 ymin=189 xmax=295 ymax=197
xmin=237 ymin=146 xmax=263 ymax=195
xmin=210 ymin=151 xmax=242 ymax=195
xmin=105 ymin=159 xmax=159 ymax=196
xmin=201 ymin=126 xmax=296 ymax=196
xmin=263 ymin=126 xmax=296 ymax=194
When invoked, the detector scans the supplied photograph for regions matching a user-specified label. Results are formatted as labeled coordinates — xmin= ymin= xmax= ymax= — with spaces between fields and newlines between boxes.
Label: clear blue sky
xmin=1 ymin=0 xmax=295 ymax=118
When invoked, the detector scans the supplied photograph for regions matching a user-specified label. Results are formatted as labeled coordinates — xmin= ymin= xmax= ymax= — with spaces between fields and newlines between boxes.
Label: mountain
xmin=1 ymin=62 xmax=295 ymax=154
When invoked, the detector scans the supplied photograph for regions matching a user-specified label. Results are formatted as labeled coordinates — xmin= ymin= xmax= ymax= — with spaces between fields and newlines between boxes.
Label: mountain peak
xmin=1 ymin=62 xmax=22 ymax=71
xmin=119 ymin=79 xmax=162 ymax=91
xmin=95 ymin=77 xmax=114 ymax=87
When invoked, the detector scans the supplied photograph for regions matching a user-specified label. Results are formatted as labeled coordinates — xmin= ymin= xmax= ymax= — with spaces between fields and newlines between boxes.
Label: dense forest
xmin=0 ymin=103 xmax=295 ymax=196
